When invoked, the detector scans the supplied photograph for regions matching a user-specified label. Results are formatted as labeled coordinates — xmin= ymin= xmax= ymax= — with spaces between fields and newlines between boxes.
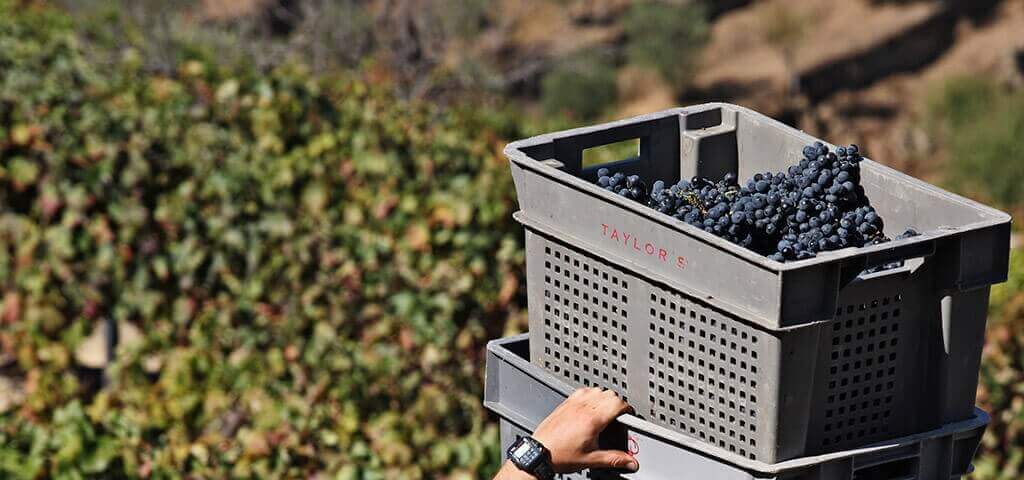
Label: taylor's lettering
xmin=598 ymin=223 xmax=686 ymax=270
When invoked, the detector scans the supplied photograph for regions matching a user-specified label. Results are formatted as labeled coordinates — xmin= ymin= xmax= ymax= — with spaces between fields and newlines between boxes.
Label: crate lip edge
xmin=485 ymin=334 xmax=990 ymax=474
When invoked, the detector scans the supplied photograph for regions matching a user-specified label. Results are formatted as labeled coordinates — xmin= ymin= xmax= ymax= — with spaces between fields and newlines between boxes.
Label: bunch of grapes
xmin=594 ymin=142 xmax=920 ymax=262
xmin=597 ymin=170 xmax=647 ymax=202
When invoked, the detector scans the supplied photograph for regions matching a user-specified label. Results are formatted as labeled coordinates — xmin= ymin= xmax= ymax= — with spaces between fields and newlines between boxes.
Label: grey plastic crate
xmin=504 ymin=104 xmax=1011 ymax=463
xmin=486 ymin=334 xmax=989 ymax=480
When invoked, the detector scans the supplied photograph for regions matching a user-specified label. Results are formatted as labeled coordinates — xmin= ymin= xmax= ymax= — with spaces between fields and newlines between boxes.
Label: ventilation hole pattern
xmin=539 ymin=243 xmax=629 ymax=400
xmin=647 ymin=286 xmax=765 ymax=460
xmin=821 ymin=294 xmax=905 ymax=448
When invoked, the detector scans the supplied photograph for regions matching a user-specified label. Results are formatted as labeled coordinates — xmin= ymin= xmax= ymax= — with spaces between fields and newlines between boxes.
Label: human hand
xmin=532 ymin=387 xmax=638 ymax=474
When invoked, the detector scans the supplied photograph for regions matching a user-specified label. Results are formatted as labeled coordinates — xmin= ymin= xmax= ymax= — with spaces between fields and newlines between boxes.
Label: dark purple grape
xmin=588 ymin=142 xmax=911 ymax=263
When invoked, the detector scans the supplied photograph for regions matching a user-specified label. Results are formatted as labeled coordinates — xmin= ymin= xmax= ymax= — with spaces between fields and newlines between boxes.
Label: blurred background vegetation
xmin=0 ymin=0 xmax=1021 ymax=478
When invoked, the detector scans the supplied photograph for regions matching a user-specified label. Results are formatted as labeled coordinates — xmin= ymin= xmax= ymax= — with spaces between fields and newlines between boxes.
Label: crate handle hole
xmin=852 ymin=457 xmax=917 ymax=480
xmin=685 ymin=108 xmax=723 ymax=130
xmin=582 ymin=138 xmax=641 ymax=170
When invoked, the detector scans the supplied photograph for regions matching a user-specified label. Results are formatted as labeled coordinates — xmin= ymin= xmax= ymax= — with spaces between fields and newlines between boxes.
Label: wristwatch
xmin=507 ymin=435 xmax=555 ymax=480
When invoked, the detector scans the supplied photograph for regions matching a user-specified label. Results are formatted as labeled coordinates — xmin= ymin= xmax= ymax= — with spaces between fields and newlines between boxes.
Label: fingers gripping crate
xmin=486 ymin=334 xmax=990 ymax=480
xmin=504 ymin=104 xmax=1011 ymax=463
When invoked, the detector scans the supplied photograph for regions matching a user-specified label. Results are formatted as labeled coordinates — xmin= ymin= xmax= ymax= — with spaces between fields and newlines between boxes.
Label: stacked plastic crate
xmin=484 ymin=104 xmax=1011 ymax=479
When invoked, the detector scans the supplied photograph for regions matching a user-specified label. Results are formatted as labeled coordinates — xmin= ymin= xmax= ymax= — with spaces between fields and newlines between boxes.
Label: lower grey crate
xmin=486 ymin=334 xmax=989 ymax=480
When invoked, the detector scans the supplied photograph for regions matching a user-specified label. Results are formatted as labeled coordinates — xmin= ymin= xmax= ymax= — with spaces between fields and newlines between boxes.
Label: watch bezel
xmin=507 ymin=436 xmax=549 ymax=472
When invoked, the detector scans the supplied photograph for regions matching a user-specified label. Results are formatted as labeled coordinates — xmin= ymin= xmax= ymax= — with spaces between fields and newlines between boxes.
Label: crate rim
xmin=503 ymin=103 xmax=1011 ymax=275
xmin=485 ymin=333 xmax=991 ymax=475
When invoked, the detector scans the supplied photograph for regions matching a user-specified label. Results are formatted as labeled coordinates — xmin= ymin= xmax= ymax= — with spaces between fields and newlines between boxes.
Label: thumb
xmin=583 ymin=449 xmax=639 ymax=472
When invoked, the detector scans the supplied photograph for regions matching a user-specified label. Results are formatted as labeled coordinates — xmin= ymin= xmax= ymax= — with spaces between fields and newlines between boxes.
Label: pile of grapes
xmin=596 ymin=142 xmax=919 ymax=262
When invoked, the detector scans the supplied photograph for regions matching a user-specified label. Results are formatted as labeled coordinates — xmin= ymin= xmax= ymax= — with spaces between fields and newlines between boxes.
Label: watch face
xmin=509 ymin=437 xmax=542 ymax=469
xmin=512 ymin=441 xmax=533 ymax=458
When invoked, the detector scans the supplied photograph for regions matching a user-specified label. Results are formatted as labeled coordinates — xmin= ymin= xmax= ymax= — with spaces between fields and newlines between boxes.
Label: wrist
xmin=497 ymin=461 xmax=538 ymax=480
xmin=529 ymin=433 xmax=562 ymax=472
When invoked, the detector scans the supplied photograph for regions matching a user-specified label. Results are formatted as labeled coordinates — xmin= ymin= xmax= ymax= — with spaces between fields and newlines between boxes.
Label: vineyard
xmin=0 ymin=1 xmax=1020 ymax=479
xmin=0 ymin=3 xmax=531 ymax=477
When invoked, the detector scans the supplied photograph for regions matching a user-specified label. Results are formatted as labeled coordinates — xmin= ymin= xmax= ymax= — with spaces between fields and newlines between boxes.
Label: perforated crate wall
xmin=647 ymin=285 xmax=769 ymax=460
xmin=527 ymin=231 xmax=778 ymax=461
xmin=802 ymin=271 xmax=927 ymax=456
xmin=536 ymin=240 xmax=630 ymax=401
xmin=525 ymin=228 xmax=987 ymax=463
xmin=819 ymin=294 xmax=905 ymax=448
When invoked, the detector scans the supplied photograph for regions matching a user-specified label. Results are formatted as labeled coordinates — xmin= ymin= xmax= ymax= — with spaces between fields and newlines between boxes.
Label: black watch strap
xmin=531 ymin=459 xmax=555 ymax=480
